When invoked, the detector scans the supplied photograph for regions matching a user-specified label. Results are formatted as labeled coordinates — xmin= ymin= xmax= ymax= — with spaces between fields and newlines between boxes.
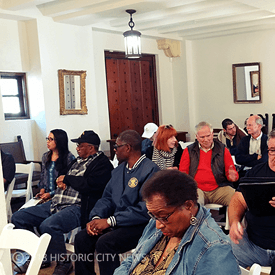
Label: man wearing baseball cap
xmin=12 ymin=130 xmax=113 ymax=275
xmin=57 ymin=130 xmax=114 ymax=229
xmin=141 ymin=122 xmax=158 ymax=154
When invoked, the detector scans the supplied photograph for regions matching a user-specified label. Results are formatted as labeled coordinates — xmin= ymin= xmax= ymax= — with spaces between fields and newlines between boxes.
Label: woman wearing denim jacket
xmin=36 ymin=129 xmax=75 ymax=200
xmin=114 ymin=170 xmax=240 ymax=275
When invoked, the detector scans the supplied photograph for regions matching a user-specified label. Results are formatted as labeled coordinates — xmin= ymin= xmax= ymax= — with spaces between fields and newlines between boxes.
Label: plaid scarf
xmin=50 ymin=152 xmax=102 ymax=212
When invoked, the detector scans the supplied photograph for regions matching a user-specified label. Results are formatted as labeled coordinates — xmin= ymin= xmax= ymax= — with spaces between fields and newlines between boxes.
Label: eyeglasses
xmin=268 ymin=149 xmax=275 ymax=155
xmin=77 ymin=143 xmax=92 ymax=148
xmin=147 ymin=208 xmax=177 ymax=224
xmin=113 ymin=143 xmax=127 ymax=150
xmin=46 ymin=137 xmax=55 ymax=142
xmin=164 ymin=124 xmax=173 ymax=129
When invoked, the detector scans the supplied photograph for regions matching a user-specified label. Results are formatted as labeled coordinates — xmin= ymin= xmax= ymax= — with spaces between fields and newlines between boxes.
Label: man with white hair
xmin=179 ymin=121 xmax=238 ymax=206
xmin=235 ymin=115 xmax=268 ymax=167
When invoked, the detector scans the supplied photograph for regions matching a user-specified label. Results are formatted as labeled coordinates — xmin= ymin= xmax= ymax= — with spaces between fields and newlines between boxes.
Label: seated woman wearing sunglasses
xmin=146 ymin=125 xmax=183 ymax=170
xmin=114 ymin=170 xmax=240 ymax=275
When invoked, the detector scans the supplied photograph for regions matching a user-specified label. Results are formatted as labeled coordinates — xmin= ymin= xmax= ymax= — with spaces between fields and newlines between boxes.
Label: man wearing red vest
xmin=179 ymin=121 xmax=238 ymax=206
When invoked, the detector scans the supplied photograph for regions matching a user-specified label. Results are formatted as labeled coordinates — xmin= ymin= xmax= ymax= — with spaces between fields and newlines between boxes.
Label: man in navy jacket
xmin=235 ymin=115 xmax=268 ymax=167
xmin=74 ymin=130 xmax=160 ymax=275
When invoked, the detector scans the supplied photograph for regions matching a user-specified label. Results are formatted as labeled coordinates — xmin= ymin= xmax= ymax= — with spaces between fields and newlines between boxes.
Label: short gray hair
xmin=254 ymin=115 xmax=263 ymax=127
xmin=195 ymin=121 xmax=213 ymax=135
xmin=118 ymin=130 xmax=142 ymax=152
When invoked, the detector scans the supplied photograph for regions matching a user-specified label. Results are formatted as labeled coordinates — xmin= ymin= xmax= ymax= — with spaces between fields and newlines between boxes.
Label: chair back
xmin=12 ymin=162 xmax=34 ymax=203
xmin=0 ymin=136 xmax=27 ymax=164
xmin=240 ymin=263 xmax=261 ymax=275
xmin=5 ymin=178 xmax=15 ymax=222
xmin=64 ymin=226 xmax=81 ymax=253
xmin=179 ymin=141 xmax=194 ymax=150
xmin=0 ymin=223 xmax=51 ymax=275
xmin=204 ymin=204 xmax=230 ymax=230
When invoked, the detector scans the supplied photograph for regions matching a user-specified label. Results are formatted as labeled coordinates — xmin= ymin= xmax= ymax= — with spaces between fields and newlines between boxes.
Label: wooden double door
xmin=105 ymin=51 xmax=159 ymax=139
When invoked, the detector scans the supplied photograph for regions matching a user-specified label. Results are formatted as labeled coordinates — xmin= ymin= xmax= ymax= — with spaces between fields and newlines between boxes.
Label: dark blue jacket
xmin=235 ymin=134 xmax=268 ymax=167
xmin=89 ymin=156 xmax=160 ymax=227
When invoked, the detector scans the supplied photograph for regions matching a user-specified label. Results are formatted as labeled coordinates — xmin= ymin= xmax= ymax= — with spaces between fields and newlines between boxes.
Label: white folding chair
xmin=205 ymin=203 xmax=230 ymax=231
xmin=12 ymin=162 xmax=34 ymax=203
xmin=178 ymin=141 xmax=194 ymax=150
xmin=240 ymin=263 xmax=261 ymax=275
xmin=110 ymin=154 xmax=118 ymax=168
xmin=4 ymin=178 xmax=15 ymax=222
xmin=0 ymin=223 xmax=51 ymax=275
xmin=261 ymin=266 xmax=271 ymax=274
xmin=65 ymin=227 xmax=81 ymax=253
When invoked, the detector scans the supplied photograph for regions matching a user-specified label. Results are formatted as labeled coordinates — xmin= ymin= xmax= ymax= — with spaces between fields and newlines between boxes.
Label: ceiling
xmin=2 ymin=0 xmax=275 ymax=40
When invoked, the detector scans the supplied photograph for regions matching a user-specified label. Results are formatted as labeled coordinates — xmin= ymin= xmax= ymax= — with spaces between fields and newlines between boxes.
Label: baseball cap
xmin=142 ymin=123 xmax=158 ymax=139
xmin=71 ymin=130 xmax=100 ymax=145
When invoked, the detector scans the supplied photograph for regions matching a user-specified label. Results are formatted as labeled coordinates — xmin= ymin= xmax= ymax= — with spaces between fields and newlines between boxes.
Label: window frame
xmin=0 ymin=72 xmax=30 ymax=120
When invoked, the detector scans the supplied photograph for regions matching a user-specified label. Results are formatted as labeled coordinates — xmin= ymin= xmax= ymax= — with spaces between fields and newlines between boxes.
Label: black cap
xmin=71 ymin=131 xmax=100 ymax=145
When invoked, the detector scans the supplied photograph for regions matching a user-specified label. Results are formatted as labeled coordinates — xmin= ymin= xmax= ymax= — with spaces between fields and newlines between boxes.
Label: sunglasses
xmin=113 ymin=143 xmax=128 ymax=150
xmin=46 ymin=137 xmax=55 ymax=142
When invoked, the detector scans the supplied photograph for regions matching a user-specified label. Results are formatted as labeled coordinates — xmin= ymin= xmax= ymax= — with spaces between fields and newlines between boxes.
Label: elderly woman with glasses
xmin=146 ymin=125 xmax=183 ymax=170
xmin=35 ymin=129 xmax=75 ymax=200
xmin=114 ymin=170 xmax=240 ymax=275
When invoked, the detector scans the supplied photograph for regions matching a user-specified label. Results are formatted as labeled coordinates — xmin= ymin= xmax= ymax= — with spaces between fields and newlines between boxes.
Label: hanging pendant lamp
xmin=123 ymin=9 xmax=141 ymax=58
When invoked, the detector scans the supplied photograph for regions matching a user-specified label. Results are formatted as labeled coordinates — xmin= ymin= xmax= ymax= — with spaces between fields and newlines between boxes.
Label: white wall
xmin=171 ymin=40 xmax=191 ymax=138
xmin=34 ymin=18 xmax=101 ymax=156
xmin=36 ymin=20 xmax=180 ymax=155
xmin=2 ymin=9 xmax=275 ymax=158
xmin=0 ymin=18 xmax=41 ymax=160
xmin=0 ymin=14 xmax=183 ymax=158
xmin=186 ymin=29 xmax=275 ymax=139
xmin=0 ymin=19 xmax=22 ymax=71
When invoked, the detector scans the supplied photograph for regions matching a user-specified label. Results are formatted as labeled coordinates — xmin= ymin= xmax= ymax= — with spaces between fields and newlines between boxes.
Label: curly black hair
xmin=142 ymin=170 xmax=198 ymax=207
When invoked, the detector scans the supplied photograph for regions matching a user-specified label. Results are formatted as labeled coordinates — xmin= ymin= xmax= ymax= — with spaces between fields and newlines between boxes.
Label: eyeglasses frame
xmin=113 ymin=143 xmax=128 ymax=150
xmin=147 ymin=207 xmax=177 ymax=224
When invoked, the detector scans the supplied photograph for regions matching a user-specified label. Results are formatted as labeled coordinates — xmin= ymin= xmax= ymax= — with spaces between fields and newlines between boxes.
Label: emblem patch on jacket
xmin=128 ymin=177 xmax=138 ymax=188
